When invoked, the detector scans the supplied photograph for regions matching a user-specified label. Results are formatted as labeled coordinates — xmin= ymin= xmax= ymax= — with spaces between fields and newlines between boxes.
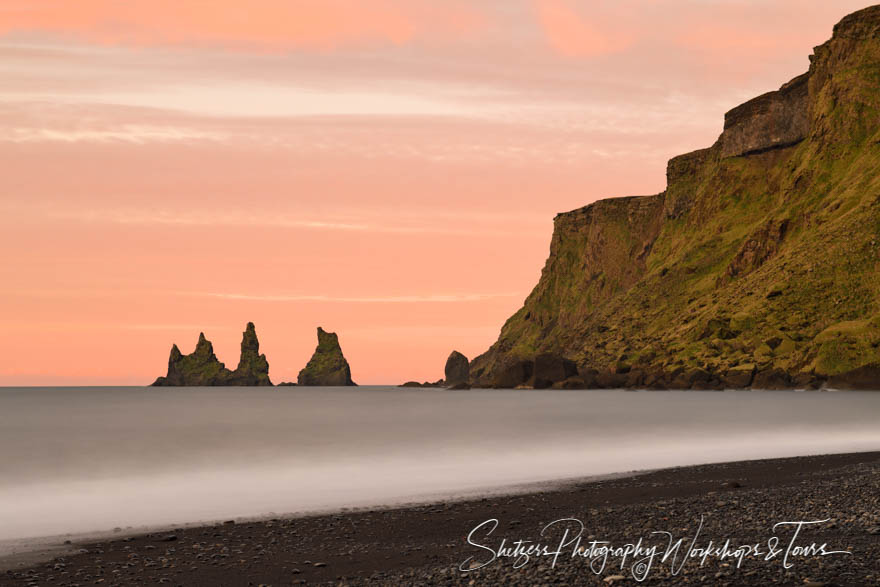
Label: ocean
xmin=1 ymin=386 xmax=878 ymax=544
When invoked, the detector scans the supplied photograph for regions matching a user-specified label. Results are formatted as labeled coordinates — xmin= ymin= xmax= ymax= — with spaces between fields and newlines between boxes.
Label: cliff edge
xmin=469 ymin=5 xmax=880 ymax=390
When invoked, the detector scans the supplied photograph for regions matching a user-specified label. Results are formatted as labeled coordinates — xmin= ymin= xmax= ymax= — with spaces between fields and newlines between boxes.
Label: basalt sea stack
xmin=227 ymin=322 xmax=272 ymax=386
xmin=152 ymin=322 xmax=272 ymax=386
xmin=444 ymin=351 xmax=470 ymax=389
xmin=297 ymin=327 xmax=356 ymax=386
xmin=468 ymin=6 xmax=880 ymax=390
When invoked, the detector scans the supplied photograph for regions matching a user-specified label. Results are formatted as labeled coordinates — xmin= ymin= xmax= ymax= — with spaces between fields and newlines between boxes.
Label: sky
xmin=0 ymin=0 xmax=872 ymax=385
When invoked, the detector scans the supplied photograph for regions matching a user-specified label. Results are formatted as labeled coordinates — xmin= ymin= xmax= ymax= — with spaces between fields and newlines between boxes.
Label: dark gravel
xmin=3 ymin=452 xmax=878 ymax=586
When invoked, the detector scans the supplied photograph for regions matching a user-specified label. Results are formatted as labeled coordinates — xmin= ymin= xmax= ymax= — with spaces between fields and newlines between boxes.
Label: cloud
xmin=0 ymin=1 xmax=484 ymax=50
xmin=49 ymin=207 xmax=373 ymax=232
xmin=531 ymin=0 xmax=633 ymax=57
xmin=187 ymin=292 xmax=520 ymax=303
xmin=5 ymin=124 xmax=224 ymax=144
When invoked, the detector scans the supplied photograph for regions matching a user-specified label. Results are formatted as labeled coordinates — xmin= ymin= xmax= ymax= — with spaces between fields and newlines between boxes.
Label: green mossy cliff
xmin=470 ymin=6 xmax=880 ymax=390
xmin=152 ymin=322 xmax=272 ymax=386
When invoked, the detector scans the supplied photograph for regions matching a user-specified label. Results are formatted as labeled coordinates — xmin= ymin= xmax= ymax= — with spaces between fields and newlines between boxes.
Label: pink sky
xmin=0 ymin=1 xmax=871 ymax=385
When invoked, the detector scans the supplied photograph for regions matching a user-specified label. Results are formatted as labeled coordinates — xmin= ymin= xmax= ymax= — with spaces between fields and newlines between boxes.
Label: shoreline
xmin=3 ymin=450 xmax=879 ymax=585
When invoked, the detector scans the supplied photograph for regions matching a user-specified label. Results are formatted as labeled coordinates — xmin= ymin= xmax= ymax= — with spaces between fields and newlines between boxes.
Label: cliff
xmin=151 ymin=322 xmax=272 ymax=386
xmin=297 ymin=327 xmax=357 ymax=386
xmin=470 ymin=6 xmax=880 ymax=390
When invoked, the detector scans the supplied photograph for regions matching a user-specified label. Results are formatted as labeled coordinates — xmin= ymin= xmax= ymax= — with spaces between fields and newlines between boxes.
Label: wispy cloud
xmin=185 ymin=292 xmax=520 ymax=303
xmin=6 ymin=124 xmax=224 ymax=144
xmin=35 ymin=207 xmax=540 ymax=237
xmin=51 ymin=208 xmax=372 ymax=232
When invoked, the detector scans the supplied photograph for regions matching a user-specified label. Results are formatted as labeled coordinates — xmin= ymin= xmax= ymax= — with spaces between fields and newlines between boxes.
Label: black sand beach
xmin=2 ymin=451 xmax=879 ymax=586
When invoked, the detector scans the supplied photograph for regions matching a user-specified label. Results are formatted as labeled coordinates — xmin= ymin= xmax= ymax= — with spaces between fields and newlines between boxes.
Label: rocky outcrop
xmin=297 ymin=327 xmax=356 ymax=386
xmin=718 ymin=73 xmax=809 ymax=158
xmin=468 ymin=7 xmax=880 ymax=391
xmin=827 ymin=364 xmax=880 ymax=390
xmin=399 ymin=380 xmax=444 ymax=388
xmin=152 ymin=332 xmax=230 ymax=386
xmin=444 ymin=351 xmax=469 ymax=387
xmin=720 ymin=219 xmax=789 ymax=284
xmin=152 ymin=323 xmax=271 ymax=386
xmin=227 ymin=322 xmax=272 ymax=386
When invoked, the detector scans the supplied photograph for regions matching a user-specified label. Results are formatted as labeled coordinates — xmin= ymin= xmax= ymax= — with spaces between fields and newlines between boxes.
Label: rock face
xmin=719 ymin=73 xmax=809 ymax=158
xmin=468 ymin=7 xmax=880 ymax=391
xmin=151 ymin=323 xmax=272 ymax=386
xmin=444 ymin=351 xmax=469 ymax=387
xmin=297 ymin=327 xmax=356 ymax=386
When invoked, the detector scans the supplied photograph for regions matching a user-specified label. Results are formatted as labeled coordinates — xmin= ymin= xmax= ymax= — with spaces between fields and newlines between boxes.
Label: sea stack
xmin=444 ymin=351 xmax=470 ymax=389
xmin=227 ymin=322 xmax=272 ymax=386
xmin=297 ymin=327 xmax=356 ymax=386
xmin=152 ymin=332 xmax=231 ymax=386
xmin=151 ymin=322 xmax=272 ymax=386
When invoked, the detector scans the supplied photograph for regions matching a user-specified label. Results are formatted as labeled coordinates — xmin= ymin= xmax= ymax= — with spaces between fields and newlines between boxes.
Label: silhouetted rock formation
xmin=227 ymin=322 xmax=272 ymax=386
xmin=444 ymin=351 xmax=469 ymax=387
xmin=152 ymin=333 xmax=231 ymax=386
xmin=399 ymin=380 xmax=444 ymax=388
xmin=297 ymin=327 xmax=356 ymax=386
xmin=151 ymin=323 xmax=272 ymax=386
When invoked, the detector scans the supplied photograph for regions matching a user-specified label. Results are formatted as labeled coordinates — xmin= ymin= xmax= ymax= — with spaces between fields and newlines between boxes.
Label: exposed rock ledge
xmin=719 ymin=73 xmax=809 ymax=158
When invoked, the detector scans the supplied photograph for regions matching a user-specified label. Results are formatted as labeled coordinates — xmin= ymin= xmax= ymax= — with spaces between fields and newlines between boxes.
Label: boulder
xmin=297 ymin=327 xmax=356 ymax=386
xmin=826 ymin=364 xmax=880 ymax=390
xmin=595 ymin=370 xmax=627 ymax=389
xmin=551 ymin=376 xmax=586 ymax=389
xmin=643 ymin=368 xmax=668 ymax=390
xmin=670 ymin=368 xmax=714 ymax=389
xmin=752 ymin=368 xmax=792 ymax=390
xmin=444 ymin=351 xmax=470 ymax=386
xmin=532 ymin=353 xmax=577 ymax=388
xmin=792 ymin=372 xmax=824 ymax=390
xmin=447 ymin=381 xmax=471 ymax=390
xmin=493 ymin=359 xmax=534 ymax=389
xmin=625 ymin=368 xmax=646 ymax=388
xmin=721 ymin=364 xmax=756 ymax=388
xmin=577 ymin=367 xmax=600 ymax=388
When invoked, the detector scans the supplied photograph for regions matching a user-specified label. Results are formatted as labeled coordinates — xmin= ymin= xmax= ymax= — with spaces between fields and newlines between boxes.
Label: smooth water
xmin=0 ymin=386 xmax=879 ymax=542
